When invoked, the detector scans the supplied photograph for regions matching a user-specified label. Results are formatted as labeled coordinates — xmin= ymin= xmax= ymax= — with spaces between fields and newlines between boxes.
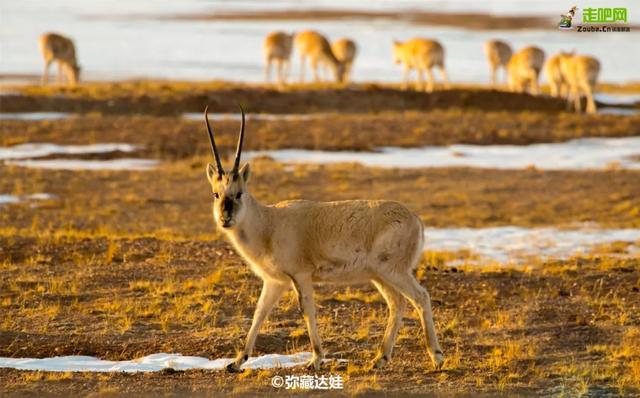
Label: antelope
xmin=544 ymin=51 xmax=574 ymax=98
xmin=202 ymin=106 xmax=444 ymax=372
xmin=264 ymin=31 xmax=295 ymax=84
xmin=484 ymin=39 xmax=512 ymax=86
xmin=392 ymin=38 xmax=449 ymax=92
xmin=507 ymin=46 xmax=545 ymax=95
xmin=331 ymin=38 xmax=357 ymax=82
xmin=39 ymin=32 xmax=80 ymax=86
xmin=559 ymin=54 xmax=601 ymax=114
xmin=294 ymin=31 xmax=345 ymax=83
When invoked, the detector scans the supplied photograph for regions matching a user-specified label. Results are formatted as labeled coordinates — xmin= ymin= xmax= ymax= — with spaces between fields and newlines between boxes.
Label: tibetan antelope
xmin=507 ymin=46 xmax=545 ymax=95
xmin=264 ymin=31 xmax=294 ymax=84
xmin=484 ymin=39 xmax=512 ymax=86
xmin=294 ymin=31 xmax=345 ymax=83
xmin=331 ymin=38 xmax=357 ymax=82
xmin=39 ymin=32 xmax=80 ymax=85
xmin=544 ymin=52 xmax=575 ymax=98
xmin=393 ymin=38 xmax=449 ymax=92
xmin=559 ymin=55 xmax=601 ymax=114
xmin=203 ymin=106 xmax=444 ymax=372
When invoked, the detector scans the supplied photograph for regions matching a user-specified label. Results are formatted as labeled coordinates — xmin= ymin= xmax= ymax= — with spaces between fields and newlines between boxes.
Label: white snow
xmin=0 ymin=352 xmax=312 ymax=373
xmin=0 ymin=143 xmax=139 ymax=160
xmin=0 ymin=112 xmax=71 ymax=121
xmin=425 ymin=225 xmax=640 ymax=265
xmin=0 ymin=193 xmax=56 ymax=205
xmin=246 ymin=137 xmax=640 ymax=170
xmin=5 ymin=158 xmax=159 ymax=171
xmin=183 ymin=113 xmax=317 ymax=121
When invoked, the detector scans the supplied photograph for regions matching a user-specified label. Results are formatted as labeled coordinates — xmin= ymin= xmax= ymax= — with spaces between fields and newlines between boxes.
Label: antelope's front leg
xmin=226 ymin=280 xmax=286 ymax=373
xmin=290 ymin=273 xmax=324 ymax=370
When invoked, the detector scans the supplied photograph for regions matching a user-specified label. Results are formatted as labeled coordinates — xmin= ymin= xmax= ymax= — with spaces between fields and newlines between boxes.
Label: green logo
xmin=582 ymin=7 xmax=628 ymax=23
xmin=558 ymin=6 xmax=578 ymax=29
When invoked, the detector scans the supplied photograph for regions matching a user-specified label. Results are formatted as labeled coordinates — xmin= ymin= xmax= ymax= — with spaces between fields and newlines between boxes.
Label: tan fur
xmin=294 ymin=31 xmax=345 ymax=83
xmin=39 ymin=33 xmax=80 ymax=85
xmin=544 ymin=52 xmax=574 ymax=98
xmin=559 ymin=55 xmax=601 ymax=114
xmin=205 ymin=120 xmax=443 ymax=373
xmin=264 ymin=31 xmax=294 ymax=84
xmin=392 ymin=38 xmax=448 ymax=92
xmin=331 ymin=38 xmax=357 ymax=82
xmin=507 ymin=46 xmax=545 ymax=95
xmin=484 ymin=40 xmax=512 ymax=86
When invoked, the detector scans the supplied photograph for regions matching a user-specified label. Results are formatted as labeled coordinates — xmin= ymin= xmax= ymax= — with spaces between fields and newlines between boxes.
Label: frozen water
xmin=1 ymin=1 xmax=638 ymax=83
xmin=246 ymin=136 xmax=640 ymax=170
xmin=0 ymin=352 xmax=312 ymax=372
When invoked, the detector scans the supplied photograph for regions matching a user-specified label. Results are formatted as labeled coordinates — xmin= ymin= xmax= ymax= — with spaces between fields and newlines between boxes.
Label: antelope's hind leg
xmin=371 ymin=279 xmax=407 ymax=369
xmin=378 ymin=271 xmax=444 ymax=369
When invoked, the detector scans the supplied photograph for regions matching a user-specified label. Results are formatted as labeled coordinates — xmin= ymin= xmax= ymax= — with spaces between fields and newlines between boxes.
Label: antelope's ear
xmin=206 ymin=163 xmax=219 ymax=183
xmin=239 ymin=163 xmax=251 ymax=182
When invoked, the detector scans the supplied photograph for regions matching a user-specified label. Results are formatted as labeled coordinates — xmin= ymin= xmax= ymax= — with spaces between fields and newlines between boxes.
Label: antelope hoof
xmin=371 ymin=354 xmax=389 ymax=369
xmin=433 ymin=350 xmax=445 ymax=370
xmin=305 ymin=356 xmax=322 ymax=371
xmin=226 ymin=362 xmax=244 ymax=373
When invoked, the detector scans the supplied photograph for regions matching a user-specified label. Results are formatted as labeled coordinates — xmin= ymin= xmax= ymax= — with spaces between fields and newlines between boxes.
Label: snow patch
xmin=0 ymin=112 xmax=71 ymax=121
xmin=0 ymin=352 xmax=312 ymax=373
xmin=246 ymin=137 xmax=640 ymax=170
xmin=6 ymin=158 xmax=159 ymax=171
xmin=425 ymin=225 xmax=640 ymax=265
xmin=0 ymin=193 xmax=56 ymax=205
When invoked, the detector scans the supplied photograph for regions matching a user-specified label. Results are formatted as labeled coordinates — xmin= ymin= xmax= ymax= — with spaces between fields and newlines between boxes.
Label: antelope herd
xmin=37 ymin=29 xmax=604 ymax=113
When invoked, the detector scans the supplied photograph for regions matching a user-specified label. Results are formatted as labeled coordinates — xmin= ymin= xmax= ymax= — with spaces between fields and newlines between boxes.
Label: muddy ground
xmin=1 ymin=83 xmax=639 ymax=396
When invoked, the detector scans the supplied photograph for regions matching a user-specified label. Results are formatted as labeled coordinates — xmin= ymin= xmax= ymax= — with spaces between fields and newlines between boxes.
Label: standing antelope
xmin=264 ymin=31 xmax=294 ymax=84
xmin=559 ymin=54 xmax=601 ymax=114
xmin=294 ymin=31 xmax=345 ymax=83
xmin=544 ymin=52 xmax=575 ymax=98
xmin=203 ymin=106 xmax=444 ymax=372
xmin=507 ymin=46 xmax=545 ymax=95
xmin=331 ymin=38 xmax=357 ymax=82
xmin=393 ymin=38 xmax=449 ymax=92
xmin=39 ymin=32 xmax=80 ymax=86
xmin=484 ymin=39 xmax=512 ymax=86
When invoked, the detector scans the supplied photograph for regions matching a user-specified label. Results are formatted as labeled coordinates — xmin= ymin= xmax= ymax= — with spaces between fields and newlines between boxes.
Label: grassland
xmin=1 ymin=83 xmax=639 ymax=397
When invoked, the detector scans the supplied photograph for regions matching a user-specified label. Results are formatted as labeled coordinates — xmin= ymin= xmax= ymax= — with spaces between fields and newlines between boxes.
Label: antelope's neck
xmin=225 ymin=194 xmax=271 ymax=259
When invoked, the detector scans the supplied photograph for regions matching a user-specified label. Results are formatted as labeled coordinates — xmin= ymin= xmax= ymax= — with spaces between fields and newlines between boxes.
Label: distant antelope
xmin=559 ymin=55 xmax=601 ymax=114
xmin=294 ymin=31 xmax=345 ymax=83
xmin=544 ymin=51 xmax=574 ymax=98
xmin=507 ymin=46 xmax=545 ymax=95
xmin=203 ymin=106 xmax=443 ymax=372
xmin=393 ymin=38 xmax=449 ymax=92
xmin=484 ymin=39 xmax=512 ymax=86
xmin=264 ymin=31 xmax=294 ymax=84
xmin=39 ymin=32 xmax=80 ymax=85
xmin=331 ymin=38 xmax=357 ymax=82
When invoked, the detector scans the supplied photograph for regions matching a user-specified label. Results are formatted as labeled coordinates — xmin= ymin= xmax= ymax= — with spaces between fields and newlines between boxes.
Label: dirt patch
xmin=0 ymin=82 xmax=572 ymax=115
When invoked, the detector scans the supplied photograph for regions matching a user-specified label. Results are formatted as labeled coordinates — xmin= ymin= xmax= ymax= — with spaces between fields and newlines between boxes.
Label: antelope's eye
xmin=236 ymin=191 xmax=242 ymax=200
xmin=213 ymin=192 xmax=219 ymax=199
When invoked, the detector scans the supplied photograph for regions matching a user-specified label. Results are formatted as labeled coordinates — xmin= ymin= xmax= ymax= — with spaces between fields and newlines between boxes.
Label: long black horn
xmin=204 ymin=105 xmax=224 ymax=176
xmin=231 ymin=104 xmax=245 ymax=177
